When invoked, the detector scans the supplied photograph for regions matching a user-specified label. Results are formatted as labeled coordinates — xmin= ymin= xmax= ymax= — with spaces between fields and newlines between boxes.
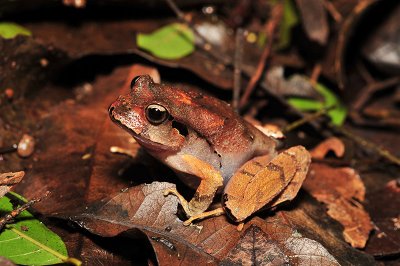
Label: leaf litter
xmin=1 ymin=1 xmax=400 ymax=264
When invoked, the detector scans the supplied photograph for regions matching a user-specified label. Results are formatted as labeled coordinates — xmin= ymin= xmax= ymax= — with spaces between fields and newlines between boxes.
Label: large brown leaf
xmin=68 ymin=181 xmax=343 ymax=265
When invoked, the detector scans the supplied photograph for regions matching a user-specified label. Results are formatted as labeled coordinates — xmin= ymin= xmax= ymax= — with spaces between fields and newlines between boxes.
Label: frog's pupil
xmin=146 ymin=104 xmax=168 ymax=124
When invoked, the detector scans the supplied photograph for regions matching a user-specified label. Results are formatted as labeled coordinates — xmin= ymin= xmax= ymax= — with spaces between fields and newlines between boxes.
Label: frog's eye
xmin=130 ymin=76 xmax=141 ymax=89
xmin=145 ymin=104 xmax=169 ymax=125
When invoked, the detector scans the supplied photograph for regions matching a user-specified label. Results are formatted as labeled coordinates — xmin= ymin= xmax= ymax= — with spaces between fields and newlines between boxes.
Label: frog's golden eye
xmin=130 ymin=76 xmax=141 ymax=89
xmin=145 ymin=104 xmax=169 ymax=125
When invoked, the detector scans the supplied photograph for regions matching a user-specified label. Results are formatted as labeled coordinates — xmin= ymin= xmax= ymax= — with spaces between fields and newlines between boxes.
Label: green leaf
xmin=0 ymin=22 xmax=31 ymax=39
xmin=0 ymin=193 xmax=69 ymax=265
xmin=137 ymin=23 xmax=194 ymax=60
xmin=315 ymin=83 xmax=347 ymax=126
xmin=288 ymin=82 xmax=347 ymax=126
xmin=277 ymin=0 xmax=299 ymax=49
xmin=287 ymin=98 xmax=324 ymax=111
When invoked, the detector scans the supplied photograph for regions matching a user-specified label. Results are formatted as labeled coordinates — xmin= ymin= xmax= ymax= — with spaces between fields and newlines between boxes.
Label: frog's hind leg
xmin=182 ymin=207 xmax=225 ymax=226
xmin=164 ymin=154 xmax=224 ymax=221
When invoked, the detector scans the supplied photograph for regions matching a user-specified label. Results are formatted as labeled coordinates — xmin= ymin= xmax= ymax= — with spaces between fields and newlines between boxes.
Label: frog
xmin=109 ymin=75 xmax=311 ymax=225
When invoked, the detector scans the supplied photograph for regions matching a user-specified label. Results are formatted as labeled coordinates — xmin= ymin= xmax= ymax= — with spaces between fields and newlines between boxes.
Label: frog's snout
xmin=108 ymin=96 xmax=123 ymax=119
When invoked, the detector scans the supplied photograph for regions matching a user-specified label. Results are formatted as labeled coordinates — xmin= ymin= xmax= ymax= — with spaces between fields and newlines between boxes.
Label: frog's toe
xmin=183 ymin=218 xmax=194 ymax=226
xmin=163 ymin=188 xmax=177 ymax=196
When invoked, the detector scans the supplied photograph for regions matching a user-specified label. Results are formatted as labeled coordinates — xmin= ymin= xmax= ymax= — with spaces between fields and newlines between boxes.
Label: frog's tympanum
xmin=109 ymin=75 xmax=311 ymax=225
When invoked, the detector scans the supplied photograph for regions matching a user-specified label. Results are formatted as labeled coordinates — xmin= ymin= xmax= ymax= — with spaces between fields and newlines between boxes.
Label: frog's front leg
xmin=164 ymin=154 xmax=224 ymax=223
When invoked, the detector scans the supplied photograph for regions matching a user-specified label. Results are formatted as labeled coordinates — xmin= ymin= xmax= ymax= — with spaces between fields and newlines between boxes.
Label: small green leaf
xmin=288 ymin=82 xmax=347 ymax=126
xmin=287 ymin=98 xmax=324 ymax=111
xmin=0 ymin=193 xmax=69 ymax=265
xmin=0 ymin=22 xmax=31 ymax=39
xmin=137 ymin=23 xmax=194 ymax=60
xmin=277 ymin=0 xmax=299 ymax=49
xmin=315 ymin=83 xmax=347 ymax=126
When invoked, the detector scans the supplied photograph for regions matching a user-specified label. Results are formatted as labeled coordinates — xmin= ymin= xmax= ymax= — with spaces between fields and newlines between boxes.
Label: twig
xmin=352 ymin=76 xmax=400 ymax=112
xmin=310 ymin=63 xmax=322 ymax=87
xmin=0 ymin=144 xmax=17 ymax=155
xmin=239 ymin=3 xmax=283 ymax=108
xmin=164 ymin=0 xmax=232 ymax=66
xmin=283 ymin=106 xmax=334 ymax=133
xmin=0 ymin=191 xmax=50 ymax=231
xmin=356 ymin=61 xmax=375 ymax=84
xmin=323 ymin=0 xmax=342 ymax=22
xmin=335 ymin=0 xmax=376 ymax=88
xmin=232 ymin=28 xmax=244 ymax=111
xmin=331 ymin=125 xmax=400 ymax=166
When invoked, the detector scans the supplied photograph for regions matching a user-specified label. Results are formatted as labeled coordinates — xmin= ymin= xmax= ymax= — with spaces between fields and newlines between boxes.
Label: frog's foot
xmin=164 ymin=188 xmax=197 ymax=217
xmin=236 ymin=222 xmax=244 ymax=231
xmin=182 ymin=207 xmax=225 ymax=226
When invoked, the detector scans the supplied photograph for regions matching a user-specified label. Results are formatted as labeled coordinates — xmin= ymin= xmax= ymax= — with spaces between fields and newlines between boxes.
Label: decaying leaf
xmin=68 ymin=182 xmax=345 ymax=265
xmin=304 ymin=163 xmax=373 ymax=248
xmin=222 ymin=223 xmax=341 ymax=266
xmin=0 ymin=171 xmax=24 ymax=198
xmin=310 ymin=137 xmax=345 ymax=159
xmin=364 ymin=179 xmax=400 ymax=256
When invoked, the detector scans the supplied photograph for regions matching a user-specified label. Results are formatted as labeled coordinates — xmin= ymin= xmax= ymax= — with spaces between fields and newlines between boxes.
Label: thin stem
xmin=283 ymin=107 xmax=332 ymax=133
xmin=239 ymin=3 xmax=283 ymax=108
xmin=232 ymin=28 xmax=244 ymax=111
xmin=0 ymin=144 xmax=17 ymax=155
xmin=331 ymin=125 xmax=400 ymax=166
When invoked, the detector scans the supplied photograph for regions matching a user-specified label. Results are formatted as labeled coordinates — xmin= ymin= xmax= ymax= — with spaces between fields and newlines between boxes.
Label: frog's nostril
xmin=108 ymin=105 xmax=115 ymax=115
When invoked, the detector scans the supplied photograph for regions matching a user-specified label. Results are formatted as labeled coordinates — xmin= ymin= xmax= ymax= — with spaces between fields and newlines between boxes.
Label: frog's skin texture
xmin=109 ymin=75 xmax=310 ymax=224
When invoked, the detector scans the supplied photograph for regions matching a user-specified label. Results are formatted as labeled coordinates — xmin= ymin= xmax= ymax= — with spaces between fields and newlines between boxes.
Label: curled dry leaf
xmin=304 ymin=163 xmax=373 ymax=248
xmin=68 ymin=181 xmax=342 ymax=265
xmin=0 ymin=171 xmax=24 ymax=198
xmin=310 ymin=137 xmax=345 ymax=159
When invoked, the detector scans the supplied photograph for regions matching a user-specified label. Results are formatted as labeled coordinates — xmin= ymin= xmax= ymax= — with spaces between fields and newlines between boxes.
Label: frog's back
xmin=151 ymin=82 xmax=278 ymax=183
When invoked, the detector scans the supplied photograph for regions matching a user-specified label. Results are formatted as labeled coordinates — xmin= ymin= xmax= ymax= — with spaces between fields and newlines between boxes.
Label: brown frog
xmin=109 ymin=75 xmax=311 ymax=225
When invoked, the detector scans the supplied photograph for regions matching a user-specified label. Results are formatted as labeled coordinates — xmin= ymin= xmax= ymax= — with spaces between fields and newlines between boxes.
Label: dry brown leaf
xmin=304 ymin=163 xmax=373 ymax=248
xmin=68 ymin=181 xmax=345 ymax=265
xmin=0 ymin=171 xmax=24 ymax=198
xmin=310 ymin=137 xmax=345 ymax=159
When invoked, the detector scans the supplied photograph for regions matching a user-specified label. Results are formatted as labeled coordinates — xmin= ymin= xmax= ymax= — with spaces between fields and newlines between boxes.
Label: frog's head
xmin=109 ymin=75 xmax=190 ymax=153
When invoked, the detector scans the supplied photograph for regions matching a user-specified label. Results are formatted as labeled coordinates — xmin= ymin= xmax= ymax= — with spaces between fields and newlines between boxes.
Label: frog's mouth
xmin=131 ymin=133 xmax=175 ymax=152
